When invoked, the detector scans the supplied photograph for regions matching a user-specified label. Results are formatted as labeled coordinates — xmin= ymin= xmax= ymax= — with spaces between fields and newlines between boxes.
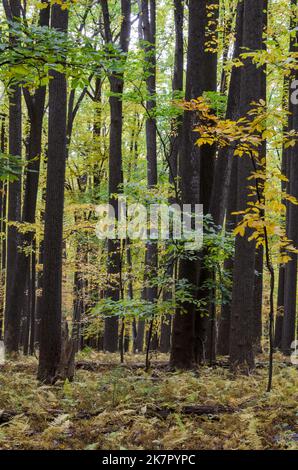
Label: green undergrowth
xmin=0 ymin=352 xmax=297 ymax=450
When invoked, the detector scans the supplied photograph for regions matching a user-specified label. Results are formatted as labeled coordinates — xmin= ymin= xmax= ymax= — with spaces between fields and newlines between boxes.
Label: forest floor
xmin=0 ymin=351 xmax=297 ymax=450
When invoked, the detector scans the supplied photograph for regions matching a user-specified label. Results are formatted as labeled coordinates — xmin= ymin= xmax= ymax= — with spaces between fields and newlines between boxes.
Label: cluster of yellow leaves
xmin=235 ymin=169 xmax=298 ymax=262
xmin=37 ymin=0 xmax=78 ymax=10
xmin=182 ymin=96 xmax=298 ymax=265
xmin=191 ymin=97 xmax=294 ymax=157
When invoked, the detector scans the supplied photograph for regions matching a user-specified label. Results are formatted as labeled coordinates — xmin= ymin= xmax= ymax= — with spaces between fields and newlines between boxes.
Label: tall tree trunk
xmin=275 ymin=81 xmax=290 ymax=349
xmin=215 ymin=1 xmax=244 ymax=356
xmin=37 ymin=2 xmax=68 ymax=383
xmin=22 ymin=263 xmax=30 ymax=356
xmin=275 ymin=265 xmax=285 ymax=349
xmin=253 ymin=247 xmax=263 ymax=352
xmin=0 ymin=114 xmax=7 ymax=340
xmin=195 ymin=0 xmax=218 ymax=364
xmin=4 ymin=0 xmax=22 ymax=354
xmin=101 ymin=0 xmax=131 ymax=352
xmin=139 ymin=0 xmax=158 ymax=354
xmin=216 ymin=162 xmax=238 ymax=356
xmin=229 ymin=0 xmax=266 ymax=370
xmin=281 ymin=4 xmax=298 ymax=356
xmin=209 ymin=0 xmax=244 ymax=228
xmin=5 ymin=0 xmax=49 ymax=356
xmin=160 ymin=0 xmax=184 ymax=354
xmin=171 ymin=0 xmax=211 ymax=368
xmin=29 ymin=246 xmax=36 ymax=355
xmin=34 ymin=235 xmax=44 ymax=346
xmin=72 ymin=231 xmax=87 ymax=353
xmin=252 ymin=1 xmax=268 ymax=354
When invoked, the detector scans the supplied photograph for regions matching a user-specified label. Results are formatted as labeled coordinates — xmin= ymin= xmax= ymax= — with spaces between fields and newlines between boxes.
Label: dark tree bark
xmin=216 ymin=2 xmax=244 ymax=356
xmin=252 ymin=1 xmax=268 ymax=354
xmin=4 ymin=1 xmax=50 ymax=356
xmin=136 ymin=0 xmax=158 ymax=355
xmin=195 ymin=0 xmax=219 ymax=364
xmin=37 ymin=2 xmax=68 ymax=383
xmin=275 ymin=265 xmax=285 ymax=349
xmin=281 ymin=7 xmax=298 ymax=356
xmin=4 ymin=0 xmax=22 ymax=354
xmin=275 ymin=84 xmax=290 ymax=349
xmin=0 ymin=114 xmax=7 ymax=340
xmin=92 ymin=76 xmax=104 ymax=193
xmin=72 ymin=243 xmax=86 ymax=353
xmin=160 ymin=0 xmax=184 ymax=354
xmin=253 ymin=246 xmax=263 ymax=353
xmin=34 ymin=233 xmax=44 ymax=346
xmin=101 ymin=0 xmax=131 ymax=352
xmin=170 ymin=0 xmax=217 ymax=368
xmin=217 ymin=159 xmax=238 ymax=356
xmin=143 ymin=0 xmax=158 ymax=307
xmin=209 ymin=0 xmax=244 ymax=228
xmin=29 ymin=245 xmax=36 ymax=355
xmin=22 ymin=262 xmax=31 ymax=356
xmin=229 ymin=0 xmax=266 ymax=370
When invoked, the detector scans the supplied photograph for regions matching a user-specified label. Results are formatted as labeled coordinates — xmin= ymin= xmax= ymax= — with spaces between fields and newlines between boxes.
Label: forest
xmin=0 ymin=0 xmax=297 ymax=454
